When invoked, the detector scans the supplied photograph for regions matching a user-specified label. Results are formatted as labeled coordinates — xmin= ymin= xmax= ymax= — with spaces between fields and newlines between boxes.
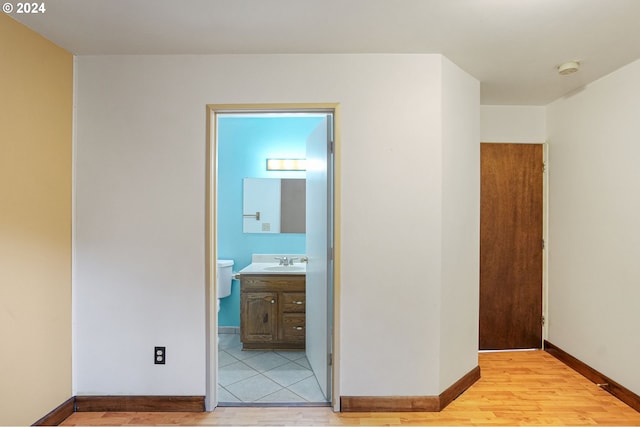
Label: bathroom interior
xmin=215 ymin=113 xmax=331 ymax=405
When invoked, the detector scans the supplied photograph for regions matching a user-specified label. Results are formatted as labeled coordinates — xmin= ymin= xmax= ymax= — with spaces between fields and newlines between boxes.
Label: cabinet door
xmin=240 ymin=292 xmax=278 ymax=343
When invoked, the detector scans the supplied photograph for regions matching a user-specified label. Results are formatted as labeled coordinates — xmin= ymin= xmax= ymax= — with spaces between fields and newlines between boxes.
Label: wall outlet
xmin=154 ymin=346 xmax=166 ymax=364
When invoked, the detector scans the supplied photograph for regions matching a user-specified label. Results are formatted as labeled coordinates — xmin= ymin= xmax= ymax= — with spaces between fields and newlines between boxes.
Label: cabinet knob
xmin=293 ymin=301 xmax=303 ymax=305
xmin=271 ymin=299 xmax=275 ymax=304
xmin=294 ymin=326 xmax=303 ymax=330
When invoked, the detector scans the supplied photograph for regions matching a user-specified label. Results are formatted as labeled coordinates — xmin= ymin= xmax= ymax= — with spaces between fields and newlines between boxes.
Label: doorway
xmin=479 ymin=143 xmax=544 ymax=350
xmin=205 ymin=104 xmax=338 ymax=410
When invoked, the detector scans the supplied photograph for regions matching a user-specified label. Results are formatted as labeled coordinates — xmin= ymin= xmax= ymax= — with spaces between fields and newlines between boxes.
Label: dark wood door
xmin=240 ymin=291 xmax=278 ymax=344
xmin=479 ymin=143 xmax=543 ymax=350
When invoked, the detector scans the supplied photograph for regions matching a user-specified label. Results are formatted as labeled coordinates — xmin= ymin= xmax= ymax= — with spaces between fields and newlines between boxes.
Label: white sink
xmin=264 ymin=265 xmax=305 ymax=272
xmin=239 ymin=261 xmax=306 ymax=275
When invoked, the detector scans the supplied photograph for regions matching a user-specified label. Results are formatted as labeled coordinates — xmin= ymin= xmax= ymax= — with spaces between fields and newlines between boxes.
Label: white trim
xmin=71 ymin=55 xmax=79 ymax=396
xmin=479 ymin=348 xmax=539 ymax=353
xmin=542 ymin=142 xmax=550 ymax=344
xmin=205 ymin=104 xmax=339 ymax=411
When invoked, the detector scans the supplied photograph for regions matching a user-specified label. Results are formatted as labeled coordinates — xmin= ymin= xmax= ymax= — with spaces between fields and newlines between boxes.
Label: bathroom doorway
xmin=205 ymin=104 xmax=338 ymax=410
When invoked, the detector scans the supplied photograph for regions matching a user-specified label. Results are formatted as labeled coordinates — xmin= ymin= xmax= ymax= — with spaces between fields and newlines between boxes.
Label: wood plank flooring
xmin=61 ymin=351 xmax=640 ymax=426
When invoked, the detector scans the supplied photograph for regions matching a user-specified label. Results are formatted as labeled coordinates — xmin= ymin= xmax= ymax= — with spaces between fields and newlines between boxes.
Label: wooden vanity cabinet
xmin=240 ymin=274 xmax=305 ymax=350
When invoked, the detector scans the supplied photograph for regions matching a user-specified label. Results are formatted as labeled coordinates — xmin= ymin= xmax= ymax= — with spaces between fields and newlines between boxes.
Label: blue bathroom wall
xmin=217 ymin=115 xmax=324 ymax=327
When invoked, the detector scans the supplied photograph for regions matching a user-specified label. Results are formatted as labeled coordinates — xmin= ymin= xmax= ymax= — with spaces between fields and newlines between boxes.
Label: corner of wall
xmin=0 ymin=13 xmax=73 ymax=425
xmin=439 ymin=55 xmax=481 ymax=391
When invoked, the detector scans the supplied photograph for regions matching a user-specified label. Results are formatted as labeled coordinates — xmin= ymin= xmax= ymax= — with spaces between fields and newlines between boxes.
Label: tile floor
xmin=217 ymin=333 xmax=328 ymax=404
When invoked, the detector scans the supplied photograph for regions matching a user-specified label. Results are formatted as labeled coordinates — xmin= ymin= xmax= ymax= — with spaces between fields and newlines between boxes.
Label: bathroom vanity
xmin=240 ymin=274 xmax=306 ymax=350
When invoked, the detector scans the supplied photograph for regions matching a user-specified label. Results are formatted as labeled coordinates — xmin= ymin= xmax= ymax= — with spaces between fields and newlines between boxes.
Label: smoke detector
xmin=557 ymin=61 xmax=580 ymax=75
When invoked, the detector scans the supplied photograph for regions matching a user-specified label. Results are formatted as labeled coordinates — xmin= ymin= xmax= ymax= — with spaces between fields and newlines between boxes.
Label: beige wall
xmin=0 ymin=14 xmax=73 ymax=425
xmin=547 ymin=58 xmax=640 ymax=395
xmin=439 ymin=56 xmax=480 ymax=390
xmin=74 ymin=53 xmax=478 ymax=401
xmin=480 ymin=105 xmax=546 ymax=143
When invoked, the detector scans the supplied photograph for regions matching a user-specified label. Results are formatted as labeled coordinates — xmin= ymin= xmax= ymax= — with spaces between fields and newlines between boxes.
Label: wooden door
xmin=240 ymin=291 xmax=278 ymax=345
xmin=479 ymin=143 xmax=543 ymax=350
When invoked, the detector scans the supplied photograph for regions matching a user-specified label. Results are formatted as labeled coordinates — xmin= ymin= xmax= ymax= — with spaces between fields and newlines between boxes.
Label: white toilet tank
xmin=217 ymin=259 xmax=234 ymax=298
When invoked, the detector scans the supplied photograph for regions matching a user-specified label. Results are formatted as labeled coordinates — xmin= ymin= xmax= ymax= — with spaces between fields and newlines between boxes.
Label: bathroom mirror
xmin=243 ymin=178 xmax=305 ymax=233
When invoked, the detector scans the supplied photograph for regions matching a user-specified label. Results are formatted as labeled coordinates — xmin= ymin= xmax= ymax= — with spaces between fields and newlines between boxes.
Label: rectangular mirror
xmin=243 ymin=178 xmax=305 ymax=233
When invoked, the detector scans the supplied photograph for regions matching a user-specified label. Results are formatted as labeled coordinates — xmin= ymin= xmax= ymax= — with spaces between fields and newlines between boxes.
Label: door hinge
xmin=328 ymin=353 xmax=333 ymax=366
xmin=542 ymin=238 xmax=545 ymax=250
xmin=542 ymin=316 xmax=545 ymax=326
xmin=543 ymin=162 xmax=546 ymax=173
xmin=329 ymin=139 xmax=334 ymax=154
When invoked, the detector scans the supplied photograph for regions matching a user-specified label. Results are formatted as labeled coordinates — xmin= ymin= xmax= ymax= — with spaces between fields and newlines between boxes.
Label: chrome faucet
xmin=275 ymin=256 xmax=298 ymax=266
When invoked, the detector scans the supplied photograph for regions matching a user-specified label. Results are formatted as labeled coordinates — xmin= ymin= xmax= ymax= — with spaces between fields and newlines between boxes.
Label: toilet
xmin=216 ymin=259 xmax=234 ymax=313
xmin=217 ymin=260 xmax=234 ymax=344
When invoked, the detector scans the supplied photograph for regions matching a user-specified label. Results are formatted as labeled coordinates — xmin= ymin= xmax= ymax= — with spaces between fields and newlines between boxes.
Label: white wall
xmin=481 ymin=105 xmax=546 ymax=143
xmin=546 ymin=59 xmax=640 ymax=395
xmin=439 ymin=57 xmax=480 ymax=390
xmin=74 ymin=54 xmax=479 ymax=398
xmin=336 ymin=56 xmax=445 ymax=396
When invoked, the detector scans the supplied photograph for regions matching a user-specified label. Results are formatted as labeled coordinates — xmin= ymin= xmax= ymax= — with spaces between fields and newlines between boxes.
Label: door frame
xmin=542 ymin=142 xmax=549 ymax=344
xmin=478 ymin=142 xmax=549 ymax=350
xmin=205 ymin=103 xmax=341 ymax=411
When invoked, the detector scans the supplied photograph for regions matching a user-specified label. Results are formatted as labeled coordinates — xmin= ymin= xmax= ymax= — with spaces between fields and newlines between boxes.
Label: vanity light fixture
xmin=266 ymin=158 xmax=306 ymax=171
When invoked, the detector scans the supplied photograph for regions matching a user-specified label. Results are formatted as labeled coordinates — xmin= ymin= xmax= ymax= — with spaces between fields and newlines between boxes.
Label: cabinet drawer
xmin=282 ymin=292 xmax=305 ymax=313
xmin=241 ymin=275 xmax=305 ymax=292
xmin=281 ymin=313 xmax=305 ymax=341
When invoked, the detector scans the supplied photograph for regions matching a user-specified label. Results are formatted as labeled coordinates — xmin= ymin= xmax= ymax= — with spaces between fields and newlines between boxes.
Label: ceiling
xmin=10 ymin=0 xmax=640 ymax=105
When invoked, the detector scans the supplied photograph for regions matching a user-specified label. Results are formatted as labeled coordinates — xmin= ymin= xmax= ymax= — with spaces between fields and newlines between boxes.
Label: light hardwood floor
xmin=61 ymin=350 xmax=640 ymax=426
